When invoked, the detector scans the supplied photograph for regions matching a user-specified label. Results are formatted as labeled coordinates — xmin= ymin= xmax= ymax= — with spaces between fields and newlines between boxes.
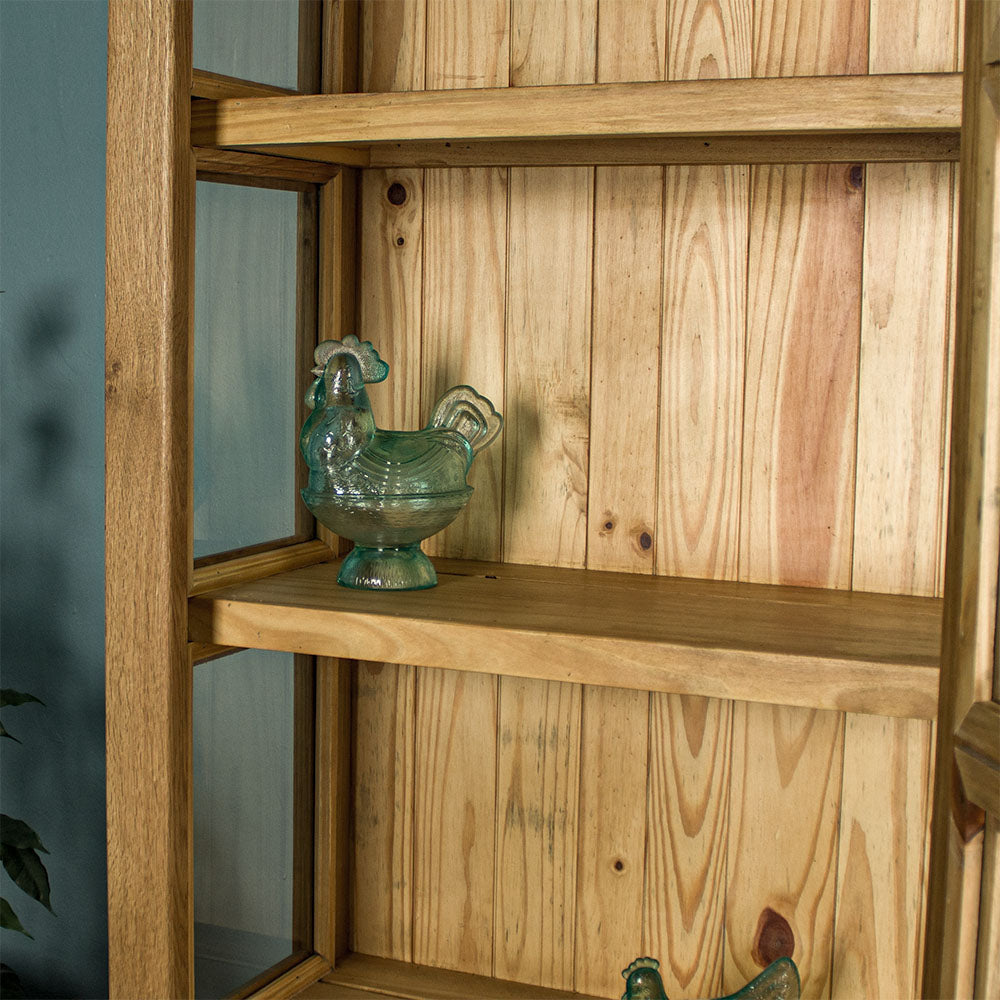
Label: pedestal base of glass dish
xmin=338 ymin=543 xmax=438 ymax=590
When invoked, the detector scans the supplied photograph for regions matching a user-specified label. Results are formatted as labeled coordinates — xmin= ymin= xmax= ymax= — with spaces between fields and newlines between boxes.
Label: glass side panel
xmin=193 ymin=649 xmax=311 ymax=999
xmin=193 ymin=0 xmax=300 ymax=91
xmin=194 ymin=181 xmax=299 ymax=560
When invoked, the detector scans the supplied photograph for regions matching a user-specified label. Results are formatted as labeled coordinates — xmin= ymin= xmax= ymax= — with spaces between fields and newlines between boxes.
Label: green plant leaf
xmin=0 ymin=690 xmax=44 ymax=710
xmin=0 ymin=897 xmax=32 ymax=938
xmin=0 ymin=816 xmax=48 ymax=853
xmin=0 ymin=843 xmax=52 ymax=913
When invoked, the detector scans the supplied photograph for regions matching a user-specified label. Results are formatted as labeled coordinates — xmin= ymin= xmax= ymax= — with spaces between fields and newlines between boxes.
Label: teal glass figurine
xmin=621 ymin=956 xmax=800 ymax=1000
xmin=299 ymin=336 xmax=502 ymax=590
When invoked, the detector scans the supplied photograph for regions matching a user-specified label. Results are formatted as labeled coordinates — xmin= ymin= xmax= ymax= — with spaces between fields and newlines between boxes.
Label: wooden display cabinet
xmin=105 ymin=1 xmax=999 ymax=998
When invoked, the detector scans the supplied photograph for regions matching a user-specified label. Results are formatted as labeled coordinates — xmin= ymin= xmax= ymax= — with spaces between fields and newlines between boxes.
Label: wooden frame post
xmin=105 ymin=1 xmax=195 ymax=995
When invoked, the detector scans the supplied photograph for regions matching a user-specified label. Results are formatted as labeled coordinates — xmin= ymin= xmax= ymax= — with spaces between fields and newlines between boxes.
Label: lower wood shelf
xmin=296 ymin=953 xmax=600 ymax=1000
xmin=188 ymin=558 xmax=940 ymax=719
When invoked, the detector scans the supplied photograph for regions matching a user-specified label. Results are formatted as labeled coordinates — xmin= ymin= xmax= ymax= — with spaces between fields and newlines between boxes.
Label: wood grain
xmin=586 ymin=164 xmax=662 ymax=574
xmin=493 ymin=677 xmax=581 ymax=989
xmin=740 ymin=163 xmax=863 ymax=589
xmin=752 ymin=0 xmax=867 ymax=77
xmin=667 ymin=0 xmax=751 ymax=81
xmin=657 ymin=164 xmax=746 ymax=580
xmin=189 ymin=75 xmax=963 ymax=149
xmin=308 ymin=952 xmax=603 ymax=1000
xmin=412 ymin=668 xmax=498 ymax=975
xmin=496 ymin=8 xmax=591 ymax=993
xmin=418 ymin=169 xmax=506 ymax=553
xmin=190 ymin=539 xmax=333 ymax=596
xmin=869 ymin=0 xmax=961 ymax=74
xmin=351 ymin=662 xmax=415 ymax=961
xmin=644 ymin=695 xmax=731 ymax=998
xmin=832 ymin=715 xmax=933 ymax=999
xmin=853 ymin=162 xmax=953 ymax=597
xmin=188 ymin=558 xmax=942 ymax=720
xmin=925 ymin=2 xmax=1000 ymax=992
xmin=106 ymin=2 xmax=194 ymax=995
xmin=574 ymin=686 xmax=649 ymax=998
xmin=725 ymin=705 xmax=844 ymax=998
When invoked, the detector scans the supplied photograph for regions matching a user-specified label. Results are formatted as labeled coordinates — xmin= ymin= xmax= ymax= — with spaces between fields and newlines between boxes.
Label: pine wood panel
xmin=351 ymin=662 xmax=414 ymax=961
xmin=420 ymin=164 xmax=506 ymax=560
xmin=667 ymin=0 xmax=751 ymax=81
xmin=657 ymin=164 xmax=746 ymax=580
xmin=493 ymin=677 xmax=582 ymax=989
xmin=574 ymin=687 xmax=649 ymax=998
xmin=752 ymin=0 xmax=867 ymax=77
xmin=359 ymin=168 xmax=424 ymax=432
xmin=644 ymin=695 xmax=731 ymax=998
xmin=853 ymin=162 xmax=953 ymax=598
xmin=869 ymin=0 xmax=961 ymax=74
xmin=740 ymin=163 xmax=863 ymax=589
xmin=586 ymin=164 xmax=662 ymax=574
xmin=831 ymin=715 xmax=933 ymax=999
xmin=350 ymin=5 xmax=426 ymax=973
xmin=494 ymin=8 xmax=592 ymax=993
xmin=412 ymin=668 xmax=497 ymax=975
xmin=503 ymin=165 xmax=592 ymax=567
xmin=725 ymin=705 xmax=844 ymax=998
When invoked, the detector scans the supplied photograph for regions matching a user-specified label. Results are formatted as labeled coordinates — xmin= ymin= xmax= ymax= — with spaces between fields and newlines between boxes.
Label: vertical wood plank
xmin=657 ymin=165 xmax=747 ymax=581
xmin=350 ymin=2 xmax=424 ymax=968
xmin=644 ymin=695 xmax=732 ymax=999
xmin=574 ymin=687 xmax=649 ymax=998
xmin=359 ymin=168 xmax=424 ymax=433
xmin=494 ymin=678 xmax=582 ymax=990
xmin=832 ymin=715 xmax=932 ymax=1000
xmin=725 ymin=705 xmax=844 ymax=998
xmin=739 ymin=163 xmax=863 ymax=590
xmin=868 ymin=0 xmax=960 ymax=74
xmin=421 ymin=0 xmax=508 ymax=561
xmin=587 ymin=165 xmax=663 ymax=574
xmin=853 ymin=162 xmax=953 ymax=599
xmin=752 ymin=0 xmax=867 ymax=77
xmin=577 ymin=10 xmax=664 ymax=997
xmin=351 ymin=662 xmax=414 ymax=962
xmin=667 ymin=0 xmax=752 ymax=81
xmin=412 ymin=668 xmax=498 ymax=976
xmin=495 ymin=7 xmax=593 ymax=992
xmin=105 ymin=2 xmax=194 ymax=996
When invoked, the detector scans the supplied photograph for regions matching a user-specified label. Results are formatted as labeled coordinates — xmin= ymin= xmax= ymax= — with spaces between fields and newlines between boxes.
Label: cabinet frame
xmin=105 ymin=2 xmax=999 ymax=998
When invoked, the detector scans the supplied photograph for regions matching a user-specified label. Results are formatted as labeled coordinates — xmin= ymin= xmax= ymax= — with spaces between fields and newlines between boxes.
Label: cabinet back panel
xmin=348 ymin=1 xmax=957 ymax=997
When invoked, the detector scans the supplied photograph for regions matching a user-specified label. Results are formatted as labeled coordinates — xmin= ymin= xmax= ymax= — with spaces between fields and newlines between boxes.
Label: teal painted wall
xmin=1 ymin=2 xmax=109 ymax=996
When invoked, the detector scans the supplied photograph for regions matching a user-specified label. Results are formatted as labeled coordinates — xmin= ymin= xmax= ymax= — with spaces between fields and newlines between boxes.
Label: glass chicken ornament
xmin=299 ymin=336 xmax=502 ymax=590
xmin=621 ymin=956 xmax=800 ymax=1000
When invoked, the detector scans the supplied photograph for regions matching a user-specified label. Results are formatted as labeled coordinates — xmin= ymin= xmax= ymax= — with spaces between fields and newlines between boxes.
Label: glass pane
xmin=193 ymin=650 xmax=311 ymax=998
xmin=194 ymin=181 xmax=299 ymax=559
xmin=193 ymin=0 xmax=300 ymax=91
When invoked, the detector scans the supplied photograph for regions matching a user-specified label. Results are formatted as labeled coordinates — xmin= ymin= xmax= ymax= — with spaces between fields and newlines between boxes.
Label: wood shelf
xmin=189 ymin=73 xmax=962 ymax=168
xmin=295 ymin=953 xmax=600 ymax=1000
xmin=188 ymin=558 xmax=941 ymax=719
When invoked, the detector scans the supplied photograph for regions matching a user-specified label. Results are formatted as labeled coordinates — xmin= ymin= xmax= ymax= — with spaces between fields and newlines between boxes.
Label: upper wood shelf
xmin=188 ymin=558 xmax=941 ymax=720
xmin=189 ymin=73 xmax=962 ymax=168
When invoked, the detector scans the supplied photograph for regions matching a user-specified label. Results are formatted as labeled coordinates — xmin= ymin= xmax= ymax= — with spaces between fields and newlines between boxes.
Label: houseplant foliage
xmin=1 ymin=689 xmax=54 ymax=997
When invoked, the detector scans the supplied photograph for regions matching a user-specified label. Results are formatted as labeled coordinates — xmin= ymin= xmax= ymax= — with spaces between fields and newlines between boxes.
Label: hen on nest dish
xmin=299 ymin=335 xmax=502 ymax=590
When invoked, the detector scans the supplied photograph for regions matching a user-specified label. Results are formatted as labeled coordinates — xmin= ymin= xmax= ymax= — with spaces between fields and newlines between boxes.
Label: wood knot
xmin=847 ymin=163 xmax=864 ymax=191
xmin=638 ymin=531 xmax=652 ymax=551
xmin=387 ymin=182 xmax=407 ymax=205
xmin=613 ymin=858 xmax=625 ymax=872
xmin=752 ymin=907 xmax=794 ymax=967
